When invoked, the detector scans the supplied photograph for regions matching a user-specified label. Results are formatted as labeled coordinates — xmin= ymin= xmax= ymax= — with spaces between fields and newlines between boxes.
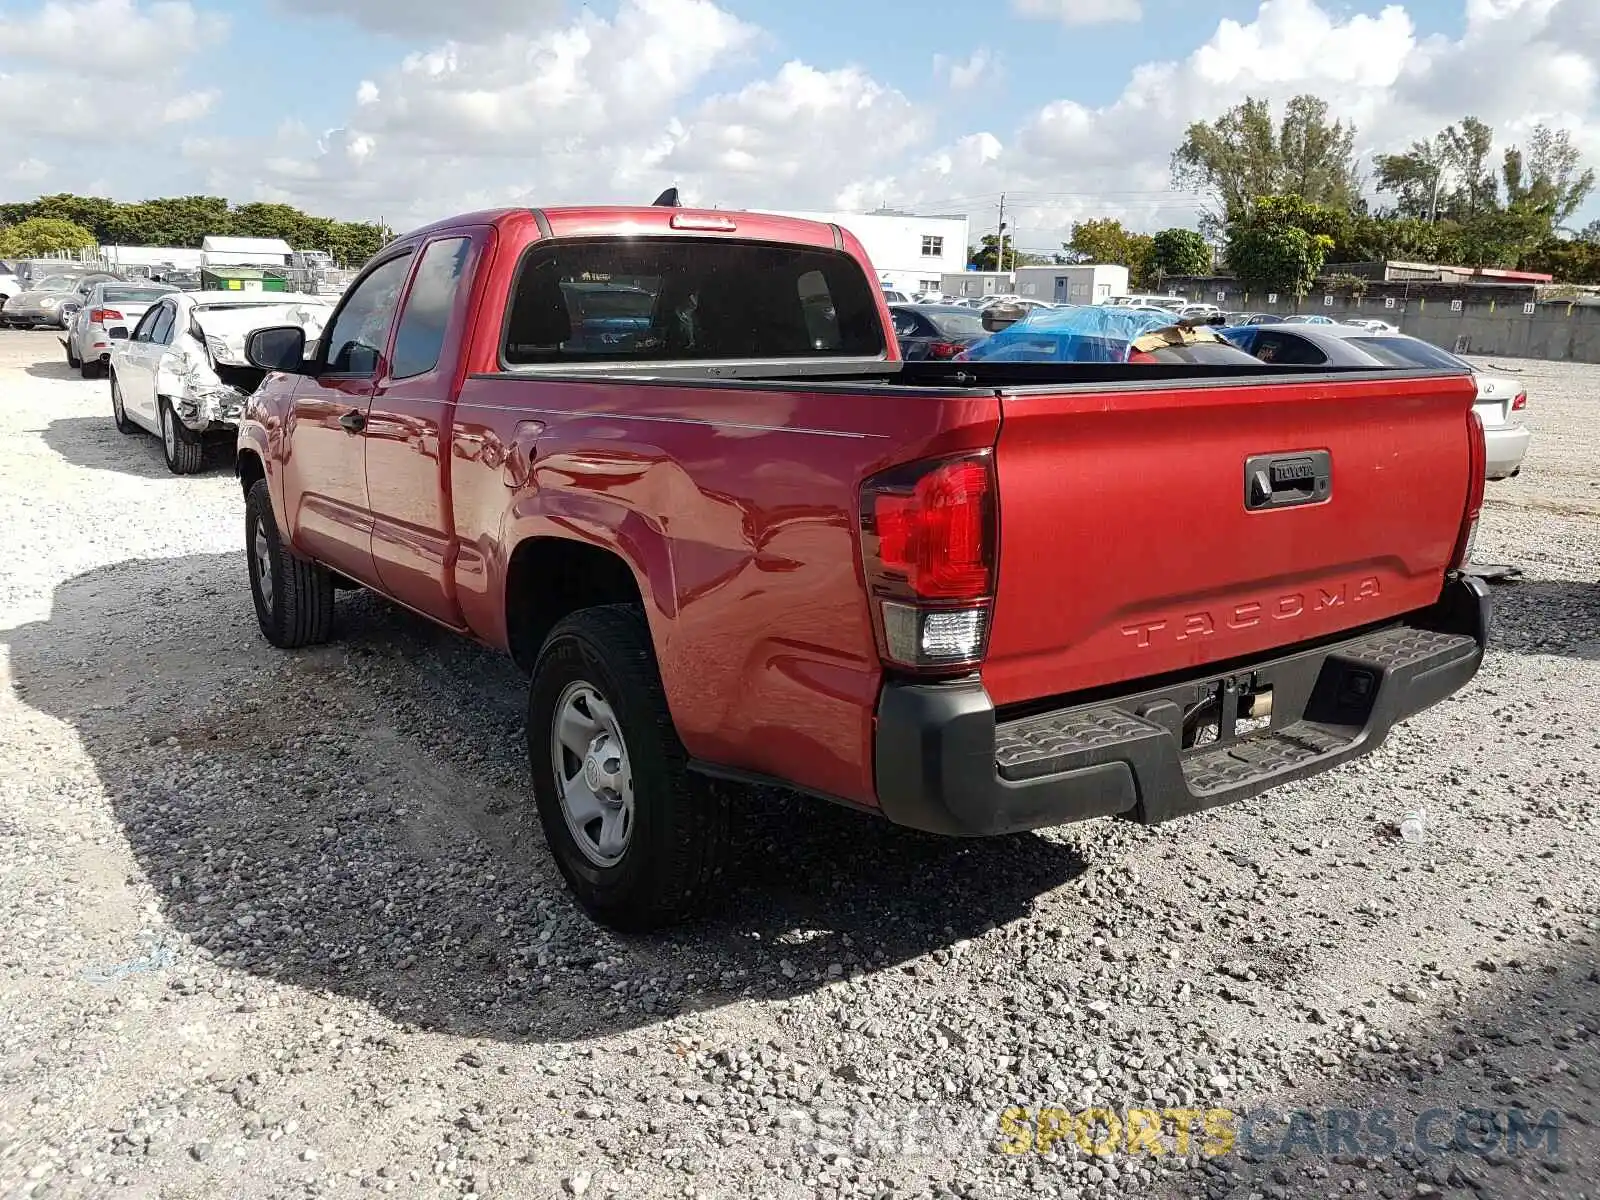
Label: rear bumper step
xmin=873 ymin=575 xmax=1489 ymax=836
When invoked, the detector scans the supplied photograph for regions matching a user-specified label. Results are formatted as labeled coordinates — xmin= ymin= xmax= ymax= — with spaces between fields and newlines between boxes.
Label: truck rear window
xmin=502 ymin=237 xmax=885 ymax=364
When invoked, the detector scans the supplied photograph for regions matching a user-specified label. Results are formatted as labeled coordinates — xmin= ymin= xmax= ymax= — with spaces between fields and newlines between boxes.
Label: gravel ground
xmin=1 ymin=329 xmax=1597 ymax=1200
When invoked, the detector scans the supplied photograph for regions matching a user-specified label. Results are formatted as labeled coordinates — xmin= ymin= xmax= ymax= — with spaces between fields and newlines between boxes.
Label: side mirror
xmin=246 ymin=325 xmax=308 ymax=373
xmin=107 ymin=324 xmax=129 ymax=340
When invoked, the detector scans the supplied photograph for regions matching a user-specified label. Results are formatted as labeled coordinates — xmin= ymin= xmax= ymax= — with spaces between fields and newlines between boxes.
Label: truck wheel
xmin=245 ymin=478 xmax=335 ymax=648
xmin=528 ymin=604 xmax=731 ymax=930
xmin=159 ymin=397 xmax=205 ymax=475
xmin=65 ymin=342 xmax=81 ymax=369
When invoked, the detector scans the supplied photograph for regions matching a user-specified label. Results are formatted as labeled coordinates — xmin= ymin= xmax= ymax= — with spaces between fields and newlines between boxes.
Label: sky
xmin=0 ymin=0 xmax=1597 ymax=250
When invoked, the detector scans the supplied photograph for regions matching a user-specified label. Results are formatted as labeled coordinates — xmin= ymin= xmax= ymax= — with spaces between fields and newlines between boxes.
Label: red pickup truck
xmin=235 ymin=204 xmax=1490 ymax=929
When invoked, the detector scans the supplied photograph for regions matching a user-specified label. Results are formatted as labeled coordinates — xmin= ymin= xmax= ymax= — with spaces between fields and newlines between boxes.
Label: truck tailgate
xmin=982 ymin=371 xmax=1478 ymax=708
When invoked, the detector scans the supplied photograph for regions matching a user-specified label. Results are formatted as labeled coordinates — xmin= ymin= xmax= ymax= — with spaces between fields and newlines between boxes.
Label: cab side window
xmin=391 ymin=238 xmax=471 ymax=379
xmin=320 ymin=252 xmax=414 ymax=377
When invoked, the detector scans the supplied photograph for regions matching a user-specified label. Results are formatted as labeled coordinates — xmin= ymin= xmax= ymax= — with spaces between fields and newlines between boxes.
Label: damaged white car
xmin=107 ymin=291 xmax=334 ymax=474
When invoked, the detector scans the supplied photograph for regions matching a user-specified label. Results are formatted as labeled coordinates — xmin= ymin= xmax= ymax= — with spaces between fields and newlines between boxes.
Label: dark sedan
xmin=889 ymin=303 xmax=990 ymax=360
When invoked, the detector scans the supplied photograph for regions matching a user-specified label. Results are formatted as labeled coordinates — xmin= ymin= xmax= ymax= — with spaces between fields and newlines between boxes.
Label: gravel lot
xmin=1 ymin=329 xmax=1597 ymax=1200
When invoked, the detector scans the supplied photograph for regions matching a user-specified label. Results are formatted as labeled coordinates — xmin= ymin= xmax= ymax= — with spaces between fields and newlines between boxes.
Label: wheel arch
xmin=504 ymin=536 xmax=649 ymax=672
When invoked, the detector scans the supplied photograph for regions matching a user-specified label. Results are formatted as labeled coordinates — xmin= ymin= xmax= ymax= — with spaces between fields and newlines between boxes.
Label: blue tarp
xmin=959 ymin=305 xmax=1180 ymax=362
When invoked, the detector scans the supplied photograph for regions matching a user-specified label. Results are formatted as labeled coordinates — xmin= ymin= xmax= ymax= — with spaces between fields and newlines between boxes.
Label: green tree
xmin=1064 ymin=218 xmax=1154 ymax=286
xmin=968 ymin=233 xmax=1040 ymax=271
xmin=1147 ymin=228 xmax=1211 ymax=278
xmin=0 ymin=217 xmax=97 ymax=257
xmin=1171 ymin=94 xmax=1359 ymax=231
xmin=1225 ymin=223 xmax=1331 ymax=298
xmin=1501 ymin=125 xmax=1595 ymax=230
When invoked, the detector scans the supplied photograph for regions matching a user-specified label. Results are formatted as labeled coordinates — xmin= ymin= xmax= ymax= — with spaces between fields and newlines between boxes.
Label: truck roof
xmin=394 ymin=206 xmax=848 ymax=253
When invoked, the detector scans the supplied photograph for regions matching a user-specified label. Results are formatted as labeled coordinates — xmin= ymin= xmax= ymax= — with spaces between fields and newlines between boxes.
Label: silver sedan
xmin=62 ymin=281 xmax=178 ymax=378
xmin=2 ymin=272 xmax=121 ymax=329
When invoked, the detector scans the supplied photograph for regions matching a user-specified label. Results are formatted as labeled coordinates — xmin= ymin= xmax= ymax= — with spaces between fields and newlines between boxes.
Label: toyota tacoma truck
xmin=234 ymin=204 xmax=1491 ymax=929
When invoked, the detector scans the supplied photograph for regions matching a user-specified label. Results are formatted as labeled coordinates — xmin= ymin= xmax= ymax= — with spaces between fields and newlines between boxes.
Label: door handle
xmin=1243 ymin=450 xmax=1331 ymax=511
xmin=339 ymin=409 xmax=366 ymax=434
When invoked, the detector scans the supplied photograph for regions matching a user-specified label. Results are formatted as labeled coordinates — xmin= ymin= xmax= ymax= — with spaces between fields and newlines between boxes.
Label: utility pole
xmin=994 ymin=192 xmax=1006 ymax=275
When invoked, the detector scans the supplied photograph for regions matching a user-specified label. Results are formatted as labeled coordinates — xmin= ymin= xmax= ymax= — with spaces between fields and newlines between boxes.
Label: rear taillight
xmin=859 ymin=452 xmax=997 ymax=673
xmin=89 ymin=308 xmax=122 ymax=323
xmin=1450 ymin=409 xmax=1487 ymax=569
xmin=927 ymin=341 xmax=963 ymax=360
xmin=1511 ymin=390 xmax=1527 ymax=411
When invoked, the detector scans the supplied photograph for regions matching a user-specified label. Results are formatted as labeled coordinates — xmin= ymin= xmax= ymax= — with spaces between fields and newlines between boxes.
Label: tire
xmin=110 ymin=372 xmax=136 ymax=434
xmin=528 ymin=604 xmax=731 ymax=930
xmin=65 ymin=342 xmax=80 ymax=369
xmin=81 ymin=356 xmax=104 ymax=380
xmin=245 ymin=478 xmax=335 ymax=649
xmin=159 ymin=397 xmax=205 ymax=475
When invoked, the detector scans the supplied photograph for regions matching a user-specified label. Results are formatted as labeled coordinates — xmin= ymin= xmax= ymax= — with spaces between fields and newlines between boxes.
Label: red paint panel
xmin=982 ymin=372 xmax=1479 ymax=707
xmin=449 ymin=374 xmax=1001 ymax=805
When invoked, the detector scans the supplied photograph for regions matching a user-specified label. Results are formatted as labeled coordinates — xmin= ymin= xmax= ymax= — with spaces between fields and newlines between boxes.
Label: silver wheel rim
xmin=252 ymin=520 xmax=274 ymax=613
xmin=551 ymin=680 xmax=634 ymax=868
xmin=162 ymin=405 xmax=176 ymax=457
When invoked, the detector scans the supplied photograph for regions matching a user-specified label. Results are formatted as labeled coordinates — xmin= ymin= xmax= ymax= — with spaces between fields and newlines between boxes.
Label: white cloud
xmin=272 ymin=0 xmax=562 ymax=37
xmin=0 ymin=0 xmax=226 ymax=79
xmin=935 ymin=48 xmax=1000 ymax=92
xmin=6 ymin=158 xmax=50 ymax=184
xmin=1012 ymin=0 xmax=1142 ymax=27
xmin=161 ymin=89 xmax=219 ymax=123
xmin=5 ymin=0 xmax=1596 ymax=253
xmin=0 ymin=0 xmax=224 ymax=162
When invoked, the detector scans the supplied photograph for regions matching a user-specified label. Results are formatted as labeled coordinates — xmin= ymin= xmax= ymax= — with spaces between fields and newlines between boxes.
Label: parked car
xmin=1219 ymin=324 xmax=1530 ymax=479
xmin=1106 ymin=294 xmax=1184 ymax=310
xmin=881 ymin=289 xmax=910 ymax=304
xmin=108 ymin=290 xmax=334 ymax=474
xmin=2 ymin=271 xmax=121 ymax=329
xmin=1228 ymin=312 xmax=1287 ymax=325
xmin=0 ymin=261 xmax=20 ymax=308
xmin=888 ymin=303 xmax=990 ymax=359
xmin=62 ymin=280 xmax=179 ymax=377
xmin=1282 ymin=313 xmax=1338 ymax=325
xmin=233 ymin=203 xmax=1488 ymax=929
xmin=1342 ymin=318 xmax=1400 ymax=334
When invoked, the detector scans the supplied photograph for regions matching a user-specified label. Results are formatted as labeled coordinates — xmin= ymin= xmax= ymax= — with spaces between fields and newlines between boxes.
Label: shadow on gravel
xmin=4 ymin=553 xmax=1087 ymax=1046
xmin=1150 ymin=941 xmax=1598 ymax=1200
xmin=42 ymin=415 xmax=172 ymax=479
xmin=1483 ymin=575 xmax=1600 ymax=661
xmin=23 ymin=357 xmax=77 ymax=380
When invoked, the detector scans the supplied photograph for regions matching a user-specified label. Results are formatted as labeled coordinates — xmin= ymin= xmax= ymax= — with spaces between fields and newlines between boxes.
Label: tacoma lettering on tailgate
xmin=1119 ymin=577 xmax=1382 ymax=649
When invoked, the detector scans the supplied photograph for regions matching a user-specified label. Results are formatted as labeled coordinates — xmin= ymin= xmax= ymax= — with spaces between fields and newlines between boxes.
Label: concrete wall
xmin=1163 ymin=276 xmax=1600 ymax=363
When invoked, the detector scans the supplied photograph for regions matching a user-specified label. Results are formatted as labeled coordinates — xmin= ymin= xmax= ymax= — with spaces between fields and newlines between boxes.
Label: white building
xmin=755 ymin=208 xmax=970 ymax=296
xmin=1012 ymin=264 xmax=1130 ymax=305
xmin=201 ymin=235 xmax=293 ymax=268
xmin=100 ymin=245 xmax=205 ymax=271
xmin=940 ymin=270 xmax=1016 ymax=298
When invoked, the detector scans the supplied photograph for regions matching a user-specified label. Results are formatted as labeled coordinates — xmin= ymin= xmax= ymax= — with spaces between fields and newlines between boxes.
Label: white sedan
xmin=107 ymin=290 xmax=333 ymax=474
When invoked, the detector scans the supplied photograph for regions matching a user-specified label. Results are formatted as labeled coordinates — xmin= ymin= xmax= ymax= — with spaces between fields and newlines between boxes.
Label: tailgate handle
xmin=1245 ymin=450 xmax=1330 ymax=511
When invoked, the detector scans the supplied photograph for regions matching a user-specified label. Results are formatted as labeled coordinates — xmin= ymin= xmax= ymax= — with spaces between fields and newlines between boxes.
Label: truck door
xmin=281 ymin=250 xmax=414 ymax=585
xmin=364 ymin=231 xmax=482 ymax=627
